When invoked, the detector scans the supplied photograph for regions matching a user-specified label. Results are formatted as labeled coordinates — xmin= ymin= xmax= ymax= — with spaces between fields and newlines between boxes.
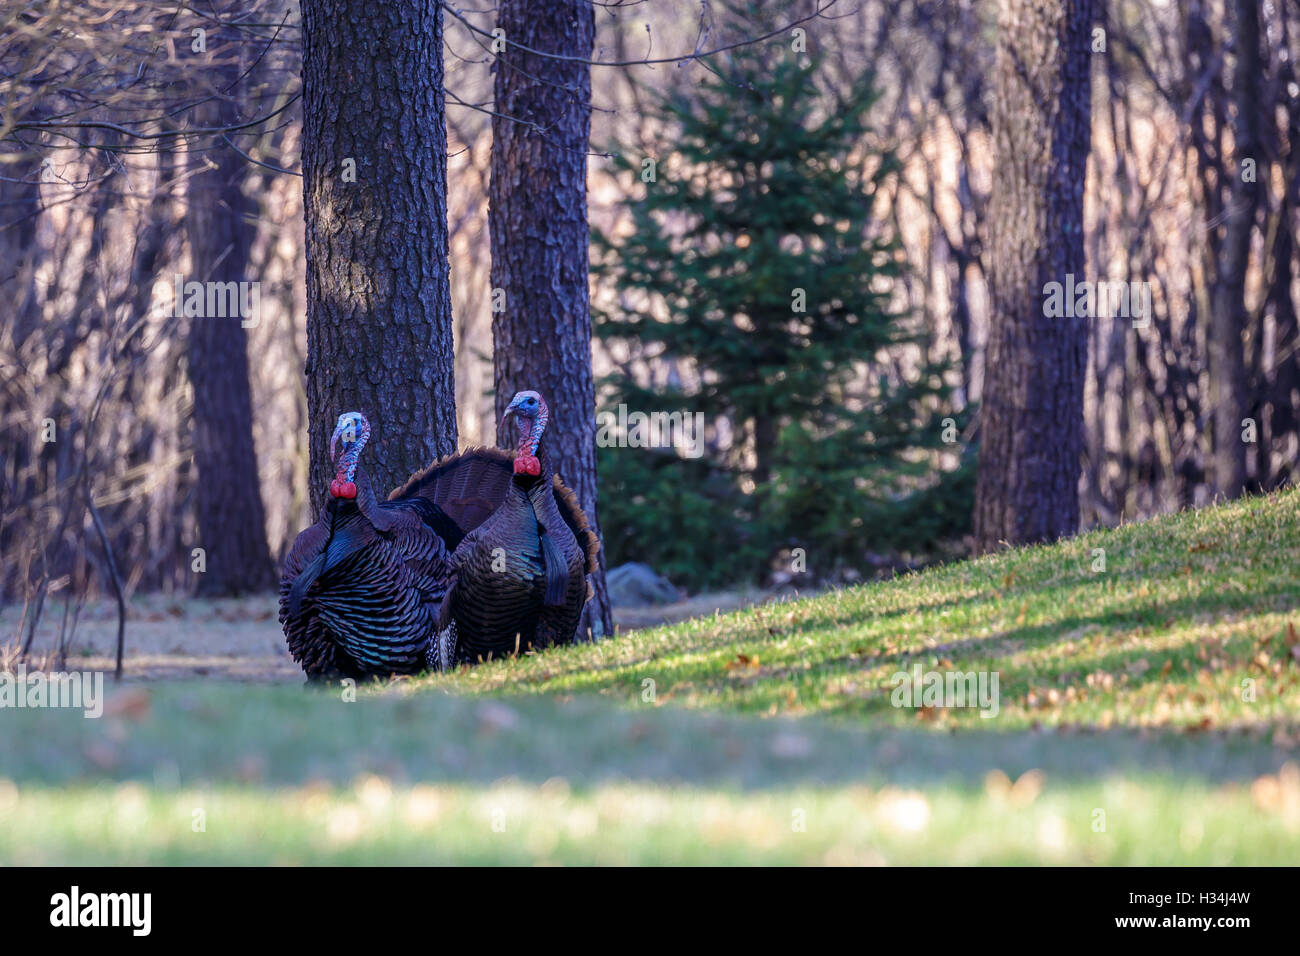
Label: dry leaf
xmin=724 ymin=653 xmax=759 ymax=671
xmin=769 ymin=732 xmax=812 ymax=759
xmin=1010 ymin=770 xmax=1045 ymax=807
xmin=475 ymin=701 xmax=519 ymax=733
xmin=103 ymin=689 xmax=151 ymax=721
xmin=984 ymin=769 xmax=1012 ymax=798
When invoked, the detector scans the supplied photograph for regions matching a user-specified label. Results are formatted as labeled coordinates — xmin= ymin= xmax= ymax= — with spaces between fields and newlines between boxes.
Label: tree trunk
xmin=1262 ymin=3 xmax=1300 ymax=489
xmin=301 ymin=0 xmax=458 ymax=514
xmin=489 ymin=0 xmax=612 ymax=641
xmin=186 ymin=86 xmax=276 ymax=595
xmin=1208 ymin=0 xmax=1261 ymax=498
xmin=0 ymin=171 xmax=43 ymax=598
xmin=973 ymin=0 xmax=1095 ymax=552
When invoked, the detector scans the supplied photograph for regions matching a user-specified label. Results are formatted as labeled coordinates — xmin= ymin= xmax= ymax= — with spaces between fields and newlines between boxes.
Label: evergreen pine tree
xmin=594 ymin=47 xmax=971 ymax=583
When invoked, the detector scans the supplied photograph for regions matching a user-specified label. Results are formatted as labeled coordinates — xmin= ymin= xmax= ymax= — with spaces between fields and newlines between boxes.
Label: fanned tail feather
xmin=551 ymin=475 xmax=600 ymax=579
xmin=384 ymin=496 xmax=466 ymax=551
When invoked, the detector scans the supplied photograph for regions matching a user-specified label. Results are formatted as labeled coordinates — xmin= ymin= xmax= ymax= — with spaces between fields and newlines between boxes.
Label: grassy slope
xmin=2 ymin=490 xmax=1299 ymax=863
xmin=423 ymin=487 xmax=1300 ymax=734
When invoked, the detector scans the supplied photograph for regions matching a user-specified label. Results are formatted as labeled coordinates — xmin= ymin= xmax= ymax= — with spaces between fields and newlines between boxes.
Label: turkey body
xmin=279 ymin=489 xmax=455 ymax=680
xmin=388 ymin=445 xmax=598 ymax=668
xmin=445 ymin=473 xmax=587 ymax=663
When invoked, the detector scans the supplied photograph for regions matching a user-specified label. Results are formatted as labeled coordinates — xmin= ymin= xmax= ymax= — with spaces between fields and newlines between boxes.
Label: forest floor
xmin=1 ymin=488 xmax=1298 ymax=863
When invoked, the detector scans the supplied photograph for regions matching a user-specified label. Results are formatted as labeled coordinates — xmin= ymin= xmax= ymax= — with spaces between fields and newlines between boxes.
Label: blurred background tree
xmin=593 ymin=47 xmax=972 ymax=588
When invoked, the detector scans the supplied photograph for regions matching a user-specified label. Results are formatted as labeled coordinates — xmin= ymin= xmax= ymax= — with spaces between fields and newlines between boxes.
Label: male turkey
xmin=279 ymin=411 xmax=459 ymax=680
xmin=387 ymin=390 xmax=599 ymax=668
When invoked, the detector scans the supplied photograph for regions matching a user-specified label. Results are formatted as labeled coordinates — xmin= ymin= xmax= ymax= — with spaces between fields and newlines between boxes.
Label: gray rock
xmin=606 ymin=562 xmax=682 ymax=607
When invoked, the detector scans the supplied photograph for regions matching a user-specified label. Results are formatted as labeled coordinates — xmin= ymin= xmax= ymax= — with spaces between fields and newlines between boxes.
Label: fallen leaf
xmin=724 ymin=653 xmax=759 ymax=671
xmin=103 ymin=689 xmax=151 ymax=722
xmin=475 ymin=701 xmax=519 ymax=734
xmin=82 ymin=742 xmax=118 ymax=770
xmin=769 ymin=732 xmax=812 ymax=759
xmin=984 ymin=769 xmax=1012 ymax=800
xmin=236 ymin=754 xmax=266 ymax=782
xmin=1010 ymin=770 xmax=1045 ymax=807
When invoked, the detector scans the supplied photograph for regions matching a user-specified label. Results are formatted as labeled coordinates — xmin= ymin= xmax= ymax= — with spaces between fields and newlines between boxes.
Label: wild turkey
xmin=387 ymin=390 xmax=600 ymax=668
xmin=279 ymin=411 xmax=459 ymax=679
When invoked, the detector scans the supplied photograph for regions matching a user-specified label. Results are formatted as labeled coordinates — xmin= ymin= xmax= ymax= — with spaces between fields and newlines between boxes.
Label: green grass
xmin=421 ymin=487 xmax=1300 ymax=737
xmin=2 ymin=489 xmax=1299 ymax=863
xmin=4 ymin=776 xmax=1297 ymax=865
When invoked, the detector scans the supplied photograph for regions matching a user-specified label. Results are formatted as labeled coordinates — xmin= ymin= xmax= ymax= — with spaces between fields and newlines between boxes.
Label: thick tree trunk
xmin=974 ymin=0 xmax=1095 ymax=552
xmin=1262 ymin=6 xmax=1300 ymax=489
xmin=1208 ymin=0 xmax=1261 ymax=498
xmin=489 ymin=0 xmax=612 ymax=640
xmin=186 ymin=91 xmax=276 ymax=595
xmin=301 ymin=0 xmax=458 ymax=513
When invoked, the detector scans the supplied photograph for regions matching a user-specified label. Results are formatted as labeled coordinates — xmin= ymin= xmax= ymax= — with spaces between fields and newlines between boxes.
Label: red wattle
xmin=513 ymin=455 xmax=541 ymax=476
xmin=330 ymin=478 xmax=357 ymax=499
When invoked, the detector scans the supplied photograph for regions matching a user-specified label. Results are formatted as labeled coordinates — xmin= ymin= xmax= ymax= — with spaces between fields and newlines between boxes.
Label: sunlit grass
xmin=3 ymin=769 xmax=1298 ymax=865
xmin=416 ymin=488 xmax=1300 ymax=739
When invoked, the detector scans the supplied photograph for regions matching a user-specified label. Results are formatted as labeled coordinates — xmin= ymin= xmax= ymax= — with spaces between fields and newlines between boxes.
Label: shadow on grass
xmin=750 ymin=577 xmax=1299 ymax=718
xmin=437 ymin=586 xmax=990 ymax=689
xmin=0 ymin=680 xmax=1292 ymax=796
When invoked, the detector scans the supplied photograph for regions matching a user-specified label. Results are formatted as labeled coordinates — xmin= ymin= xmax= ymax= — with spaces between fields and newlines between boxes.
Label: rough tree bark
xmin=301 ymin=0 xmax=458 ymax=513
xmin=186 ymin=82 xmax=276 ymax=595
xmin=1208 ymin=0 xmax=1261 ymax=498
xmin=1262 ymin=1 xmax=1300 ymax=488
xmin=974 ymin=0 xmax=1095 ymax=552
xmin=489 ymin=0 xmax=612 ymax=640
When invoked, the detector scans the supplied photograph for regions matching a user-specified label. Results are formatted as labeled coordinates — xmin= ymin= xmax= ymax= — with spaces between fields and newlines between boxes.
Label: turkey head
xmin=328 ymin=411 xmax=370 ymax=499
xmin=500 ymin=390 xmax=549 ymax=480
